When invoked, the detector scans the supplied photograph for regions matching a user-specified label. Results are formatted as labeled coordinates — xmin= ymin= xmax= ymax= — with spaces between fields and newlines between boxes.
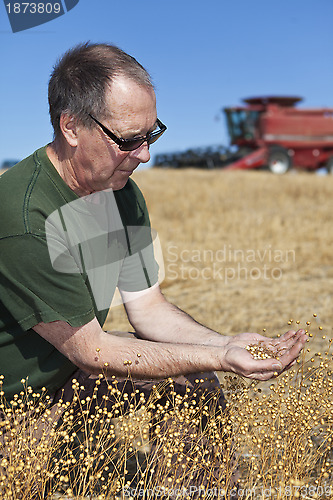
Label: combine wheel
xmin=267 ymin=146 xmax=291 ymax=174
xmin=326 ymin=156 xmax=333 ymax=174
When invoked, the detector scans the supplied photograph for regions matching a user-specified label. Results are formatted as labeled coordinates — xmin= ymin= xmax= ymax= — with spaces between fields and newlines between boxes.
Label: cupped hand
xmin=222 ymin=329 xmax=307 ymax=381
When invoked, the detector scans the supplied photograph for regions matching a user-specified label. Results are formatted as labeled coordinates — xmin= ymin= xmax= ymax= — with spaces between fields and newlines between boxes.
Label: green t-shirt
xmin=0 ymin=146 xmax=158 ymax=399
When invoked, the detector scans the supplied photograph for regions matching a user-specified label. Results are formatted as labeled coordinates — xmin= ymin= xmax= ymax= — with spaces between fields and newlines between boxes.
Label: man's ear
xmin=59 ymin=113 xmax=79 ymax=147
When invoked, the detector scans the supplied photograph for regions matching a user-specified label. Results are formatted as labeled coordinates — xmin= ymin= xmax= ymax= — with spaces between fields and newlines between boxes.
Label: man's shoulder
xmin=0 ymin=146 xmax=76 ymax=238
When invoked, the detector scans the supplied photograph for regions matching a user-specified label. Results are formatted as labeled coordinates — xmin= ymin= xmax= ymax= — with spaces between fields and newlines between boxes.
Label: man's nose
xmin=129 ymin=142 xmax=151 ymax=163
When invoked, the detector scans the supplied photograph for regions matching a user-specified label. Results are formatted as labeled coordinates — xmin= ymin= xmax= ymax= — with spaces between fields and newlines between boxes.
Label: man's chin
xmin=109 ymin=177 xmax=130 ymax=191
xmin=96 ymin=169 xmax=135 ymax=192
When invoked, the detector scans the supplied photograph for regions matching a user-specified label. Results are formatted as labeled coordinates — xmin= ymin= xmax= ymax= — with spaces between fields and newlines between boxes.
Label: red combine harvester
xmin=224 ymin=96 xmax=333 ymax=174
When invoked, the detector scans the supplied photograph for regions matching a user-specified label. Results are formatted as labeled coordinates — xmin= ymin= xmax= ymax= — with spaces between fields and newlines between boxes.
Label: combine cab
xmin=223 ymin=96 xmax=333 ymax=173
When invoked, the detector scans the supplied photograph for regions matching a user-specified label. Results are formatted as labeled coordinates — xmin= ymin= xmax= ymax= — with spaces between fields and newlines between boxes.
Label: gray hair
xmin=48 ymin=42 xmax=154 ymax=139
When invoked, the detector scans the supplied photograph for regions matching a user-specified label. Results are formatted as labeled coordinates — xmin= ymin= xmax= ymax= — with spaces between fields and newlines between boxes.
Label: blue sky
xmin=1 ymin=0 xmax=333 ymax=168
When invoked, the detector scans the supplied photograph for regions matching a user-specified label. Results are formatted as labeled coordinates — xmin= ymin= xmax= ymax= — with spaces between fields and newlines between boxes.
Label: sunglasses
xmin=88 ymin=114 xmax=167 ymax=152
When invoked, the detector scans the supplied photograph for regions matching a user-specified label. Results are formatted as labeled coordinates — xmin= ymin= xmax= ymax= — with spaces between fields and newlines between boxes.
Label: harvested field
xmin=106 ymin=168 xmax=333 ymax=354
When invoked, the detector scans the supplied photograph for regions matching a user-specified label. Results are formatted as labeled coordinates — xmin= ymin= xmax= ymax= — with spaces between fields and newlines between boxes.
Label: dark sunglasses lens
xmin=120 ymin=139 xmax=144 ymax=152
xmin=119 ymin=126 xmax=165 ymax=151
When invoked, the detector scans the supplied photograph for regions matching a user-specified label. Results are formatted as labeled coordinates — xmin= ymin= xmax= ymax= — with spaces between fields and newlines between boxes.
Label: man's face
xmin=72 ymin=76 xmax=158 ymax=193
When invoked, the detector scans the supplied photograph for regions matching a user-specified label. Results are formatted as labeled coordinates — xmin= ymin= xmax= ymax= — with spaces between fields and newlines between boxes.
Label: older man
xmin=0 ymin=43 xmax=306 ymax=494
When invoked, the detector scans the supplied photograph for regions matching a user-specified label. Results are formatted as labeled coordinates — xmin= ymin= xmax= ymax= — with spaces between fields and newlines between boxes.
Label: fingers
xmin=277 ymin=334 xmax=307 ymax=368
xmin=275 ymin=331 xmax=306 ymax=356
xmin=228 ymin=330 xmax=308 ymax=381
xmin=262 ymin=334 xmax=306 ymax=380
xmin=270 ymin=329 xmax=307 ymax=353
xmin=271 ymin=329 xmax=303 ymax=346
xmin=244 ymin=330 xmax=307 ymax=380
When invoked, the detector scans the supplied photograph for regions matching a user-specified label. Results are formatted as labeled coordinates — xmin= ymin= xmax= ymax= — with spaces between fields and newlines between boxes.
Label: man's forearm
xmin=125 ymin=296 xmax=229 ymax=347
xmin=91 ymin=329 xmax=223 ymax=378
xmin=34 ymin=319 xmax=223 ymax=379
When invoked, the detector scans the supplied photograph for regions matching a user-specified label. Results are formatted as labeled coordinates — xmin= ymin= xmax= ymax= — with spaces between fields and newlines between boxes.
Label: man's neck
xmin=46 ymin=141 xmax=86 ymax=197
